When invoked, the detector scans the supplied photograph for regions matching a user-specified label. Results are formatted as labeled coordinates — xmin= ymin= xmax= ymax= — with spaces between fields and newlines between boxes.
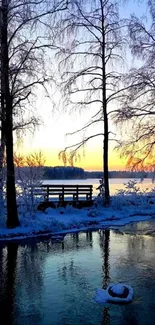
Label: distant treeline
xmin=43 ymin=166 xmax=85 ymax=179
xmin=43 ymin=166 xmax=152 ymax=179
xmin=85 ymin=170 xmax=150 ymax=179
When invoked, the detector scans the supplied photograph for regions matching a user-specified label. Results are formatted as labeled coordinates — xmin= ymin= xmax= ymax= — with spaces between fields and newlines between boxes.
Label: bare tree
xmin=115 ymin=0 xmax=155 ymax=173
xmin=15 ymin=151 xmax=45 ymax=213
xmin=57 ymin=0 xmax=125 ymax=205
xmin=0 ymin=0 xmax=68 ymax=228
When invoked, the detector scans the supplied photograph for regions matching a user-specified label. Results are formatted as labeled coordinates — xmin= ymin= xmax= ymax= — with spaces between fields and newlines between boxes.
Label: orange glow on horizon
xmin=17 ymin=147 xmax=127 ymax=171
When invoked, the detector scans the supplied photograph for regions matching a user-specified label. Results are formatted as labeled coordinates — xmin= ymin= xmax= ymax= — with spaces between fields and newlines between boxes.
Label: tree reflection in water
xmin=99 ymin=230 xmax=140 ymax=325
xmin=16 ymin=241 xmax=45 ymax=325
xmin=0 ymin=242 xmax=18 ymax=325
xmin=99 ymin=229 xmax=110 ymax=325
xmin=57 ymin=232 xmax=93 ymax=285
xmin=86 ymin=231 xmax=93 ymax=247
xmin=0 ymin=229 xmax=149 ymax=325
xmin=0 ymin=240 xmax=47 ymax=325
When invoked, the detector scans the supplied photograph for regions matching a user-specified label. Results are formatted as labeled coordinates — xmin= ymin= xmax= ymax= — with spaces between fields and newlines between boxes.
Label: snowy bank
xmin=0 ymin=193 xmax=155 ymax=241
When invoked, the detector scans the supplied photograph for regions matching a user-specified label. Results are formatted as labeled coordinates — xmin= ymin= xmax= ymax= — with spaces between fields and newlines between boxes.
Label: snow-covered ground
xmin=94 ymin=283 xmax=134 ymax=304
xmin=0 ymin=192 xmax=155 ymax=240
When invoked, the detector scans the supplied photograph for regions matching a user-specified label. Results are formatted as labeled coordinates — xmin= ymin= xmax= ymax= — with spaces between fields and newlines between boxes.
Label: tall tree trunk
xmin=1 ymin=0 xmax=19 ymax=228
xmin=0 ymin=3 xmax=5 ymax=211
xmin=101 ymin=0 xmax=110 ymax=206
xmin=0 ymin=99 xmax=5 ymax=210
xmin=0 ymin=126 xmax=5 ymax=212
xmin=6 ymin=102 xmax=19 ymax=228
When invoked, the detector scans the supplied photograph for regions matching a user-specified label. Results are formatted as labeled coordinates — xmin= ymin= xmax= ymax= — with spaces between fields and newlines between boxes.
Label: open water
xmin=42 ymin=178 xmax=155 ymax=195
xmin=1 ymin=224 xmax=155 ymax=325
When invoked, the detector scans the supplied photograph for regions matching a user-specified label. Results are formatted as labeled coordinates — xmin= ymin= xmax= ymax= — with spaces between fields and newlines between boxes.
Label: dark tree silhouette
xmin=57 ymin=0 xmax=125 ymax=205
xmin=0 ymin=0 xmax=68 ymax=227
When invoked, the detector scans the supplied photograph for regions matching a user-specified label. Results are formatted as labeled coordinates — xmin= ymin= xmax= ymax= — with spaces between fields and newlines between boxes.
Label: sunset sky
xmin=17 ymin=0 xmax=146 ymax=171
xmin=17 ymin=92 xmax=127 ymax=170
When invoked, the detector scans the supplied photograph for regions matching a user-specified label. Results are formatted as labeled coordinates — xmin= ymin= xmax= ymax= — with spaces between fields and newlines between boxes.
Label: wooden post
xmin=46 ymin=186 xmax=49 ymax=201
xmin=76 ymin=185 xmax=78 ymax=201
xmin=61 ymin=185 xmax=64 ymax=201
xmin=90 ymin=185 xmax=92 ymax=200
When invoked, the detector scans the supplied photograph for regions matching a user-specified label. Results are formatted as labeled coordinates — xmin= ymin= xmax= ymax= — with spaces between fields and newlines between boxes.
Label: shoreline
xmin=0 ymin=210 xmax=153 ymax=243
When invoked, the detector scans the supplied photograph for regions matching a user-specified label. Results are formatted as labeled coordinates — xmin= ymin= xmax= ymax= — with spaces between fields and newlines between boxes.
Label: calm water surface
xmin=43 ymin=178 xmax=155 ymax=195
xmin=1 ymin=224 xmax=155 ymax=325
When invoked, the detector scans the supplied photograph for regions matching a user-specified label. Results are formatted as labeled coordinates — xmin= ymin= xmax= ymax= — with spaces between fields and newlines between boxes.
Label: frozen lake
xmin=43 ymin=178 xmax=155 ymax=195
xmin=1 ymin=223 xmax=155 ymax=325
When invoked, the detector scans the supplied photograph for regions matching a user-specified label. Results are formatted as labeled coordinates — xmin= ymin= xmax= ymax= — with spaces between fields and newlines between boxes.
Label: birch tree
xmin=57 ymin=0 xmax=125 ymax=205
xmin=115 ymin=0 xmax=155 ymax=172
xmin=0 ymin=0 xmax=68 ymax=228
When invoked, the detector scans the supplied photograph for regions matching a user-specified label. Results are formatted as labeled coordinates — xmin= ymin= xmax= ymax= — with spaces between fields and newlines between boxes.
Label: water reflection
xmin=120 ymin=220 xmax=155 ymax=235
xmin=102 ymin=307 xmax=110 ymax=325
xmin=99 ymin=230 xmax=110 ymax=290
xmin=16 ymin=242 xmax=45 ymax=325
xmin=57 ymin=232 xmax=93 ymax=288
xmin=98 ymin=230 xmax=110 ymax=325
xmin=0 ymin=243 xmax=18 ymax=325
xmin=99 ymin=229 xmax=140 ymax=325
xmin=71 ymin=231 xmax=93 ymax=248
xmin=1 ymin=227 xmax=155 ymax=324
